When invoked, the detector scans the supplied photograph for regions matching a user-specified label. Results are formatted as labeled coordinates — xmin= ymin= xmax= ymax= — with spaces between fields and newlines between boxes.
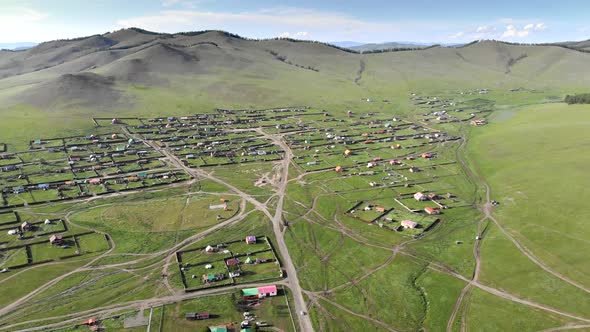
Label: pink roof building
xmin=257 ymin=285 xmax=278 ymax=297
xmin=245 ymin=235 xmax=257 ymax=244
xmin=401 ymin=220 xmax=418 ymax=229
xmin=88 ymin=178 xmax=102 ymax=185
xmin=414 ymin=192 xmax=427 ymax=201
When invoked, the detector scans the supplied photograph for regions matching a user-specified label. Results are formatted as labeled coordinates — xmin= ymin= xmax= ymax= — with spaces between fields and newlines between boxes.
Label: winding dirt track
xmin=446 ymin=134 xmax=590 ymax=331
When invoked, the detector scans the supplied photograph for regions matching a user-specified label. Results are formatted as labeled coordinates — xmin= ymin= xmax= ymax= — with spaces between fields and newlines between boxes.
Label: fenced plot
xmin=0 ymin=211 xmax=17 ymax=225
xmin=177 ymin=236 xmax=281 ymax=291
xmin=0 ymin=248 xmax=28 ymax=268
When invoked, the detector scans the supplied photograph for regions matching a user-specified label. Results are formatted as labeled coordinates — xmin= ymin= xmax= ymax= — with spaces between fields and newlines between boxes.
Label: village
xmin=1 ymin=104 xmax=475 ymax=331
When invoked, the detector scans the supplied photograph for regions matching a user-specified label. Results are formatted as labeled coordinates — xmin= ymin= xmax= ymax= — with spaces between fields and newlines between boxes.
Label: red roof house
xmin=424 ymin=207 xmax=441 ymax=215
xmin=226 ymin=258 xmax=240 ymax=266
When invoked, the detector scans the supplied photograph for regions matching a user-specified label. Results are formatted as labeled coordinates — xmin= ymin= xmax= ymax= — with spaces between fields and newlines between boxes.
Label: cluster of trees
xmin=266 ymin=50 xmax=319 ymax=72
xmin=565 ymin=93 xmax=590 ymax=104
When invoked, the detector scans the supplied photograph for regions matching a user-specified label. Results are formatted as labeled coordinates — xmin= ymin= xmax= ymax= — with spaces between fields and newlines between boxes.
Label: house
xmin=245 ymin=235 xmax=257 ymax=244
xmin=7 ymin=229 xmax=18 ymax=235
xmin=245 ymin=256 xmax=255 ymax=264
xmin=344 ymin=149 xmax=352 ymax=156
xmin=421 ymin=153 xmax=433 ymax=159
xmin=2 ymin=165 xmax=17 ymax=172
xmin=88 ymin=178 xmax=102 ymax=185
xmin=425 ymin=207 xmax=441 ymax=215
xmin=12 ymin=186 xmax=25 ymax=194
xmin=37 ymin=183 xmax=50 ymax=190
xmin=226 ymin=258 xmax=240 ymax=266
xmin=414 ymin=192 xmax=428 ymax=201
xmin=21 ymin=221 xmax=32 ymax=231
xmin=241 ymin=285 xmax=278 ymax=300
xmin=375 ymin=206 xmax=386 ymax=212
xmin=389 ymin=159 xmax=402 ymax=166
xmin=409 ymin=167 xmax=420 ymax=173
xmin=44 ymin=219 xmax=53 ymax=224
xmin=335 ymin=166 xmax=343 ymax=172
xmin=111 ymin=134 xmax=118 ymax=139
xmin=126 ymin=176 xmax=140 ymax=182
xmin=401 ymin=220 xmax=418 ymax=229
xmin=205 ymin=245 xmax=216 ymax=253
xmin=186 ymin=312 xmax=210 ymax=320
xmin=258 ymin=285 xmax=278 ymax=297
xmin=49 ymin=234 xmax=64 ymax=245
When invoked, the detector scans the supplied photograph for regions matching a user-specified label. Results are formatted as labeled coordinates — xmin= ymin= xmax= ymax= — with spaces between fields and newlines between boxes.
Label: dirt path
xmin=309 ymin=292 xmax=399 ymax=332
xmin=446 ymin=133 xmax=590 ymax=331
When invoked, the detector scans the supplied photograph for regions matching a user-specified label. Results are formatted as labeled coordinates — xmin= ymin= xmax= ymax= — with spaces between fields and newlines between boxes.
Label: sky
xmin=1 ymin=0 xmax=589 ymax=44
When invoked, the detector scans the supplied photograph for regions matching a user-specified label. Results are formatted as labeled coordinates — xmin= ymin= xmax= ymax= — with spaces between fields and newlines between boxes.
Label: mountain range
xmin=1 ymin=28 xmax=589 ymax=112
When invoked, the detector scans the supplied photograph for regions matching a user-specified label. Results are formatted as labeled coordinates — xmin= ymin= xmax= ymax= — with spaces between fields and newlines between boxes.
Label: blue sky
xmin=1 ymin=0 xmax=589 ymax=43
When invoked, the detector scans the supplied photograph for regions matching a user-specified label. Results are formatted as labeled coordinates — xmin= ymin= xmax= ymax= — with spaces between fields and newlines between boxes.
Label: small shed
xmin=245 ymin=236 xmax=257 ymax=244
xmin=242 ymin=287 xmax=259 ymax=300
xmin=186 ymin=312 xmax=210 ymax=320
xmin=21 ymin=221 xmax=32 ymax=231
xmin=88 ymin=178 xmax=102 ymax=185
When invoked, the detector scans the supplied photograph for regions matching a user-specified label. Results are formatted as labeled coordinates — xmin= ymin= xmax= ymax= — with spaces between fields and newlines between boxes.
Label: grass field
xmin=1 ymin=33 xmax=590 ymax=330
xmin=468 ymin=103 xmax=590 ymax=293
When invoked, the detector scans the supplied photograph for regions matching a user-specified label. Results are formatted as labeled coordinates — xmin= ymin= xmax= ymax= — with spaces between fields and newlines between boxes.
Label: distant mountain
xmin=330 ymin=41 xmax=366 ymax=48
xmin=551 ymin=39 xmax=590 ymax=51
xmin=1 ymin=30 xmax=590 ymax=110
xmin=0 ymin=42 xmax=37 ymax=50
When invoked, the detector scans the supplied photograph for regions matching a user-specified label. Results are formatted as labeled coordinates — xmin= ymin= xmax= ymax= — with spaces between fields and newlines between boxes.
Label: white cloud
xmin=449 ymin=25 xmax=497 ymax=40
xmin=501 ymin=22 xmax=547 ymax=39
xmin=476 ymin=25 xmax=493 ymax=33
xmin=0 ymin=6 xmax=50 ymax=42
xmin=277 ymin=31 xmax=309 ymax=39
